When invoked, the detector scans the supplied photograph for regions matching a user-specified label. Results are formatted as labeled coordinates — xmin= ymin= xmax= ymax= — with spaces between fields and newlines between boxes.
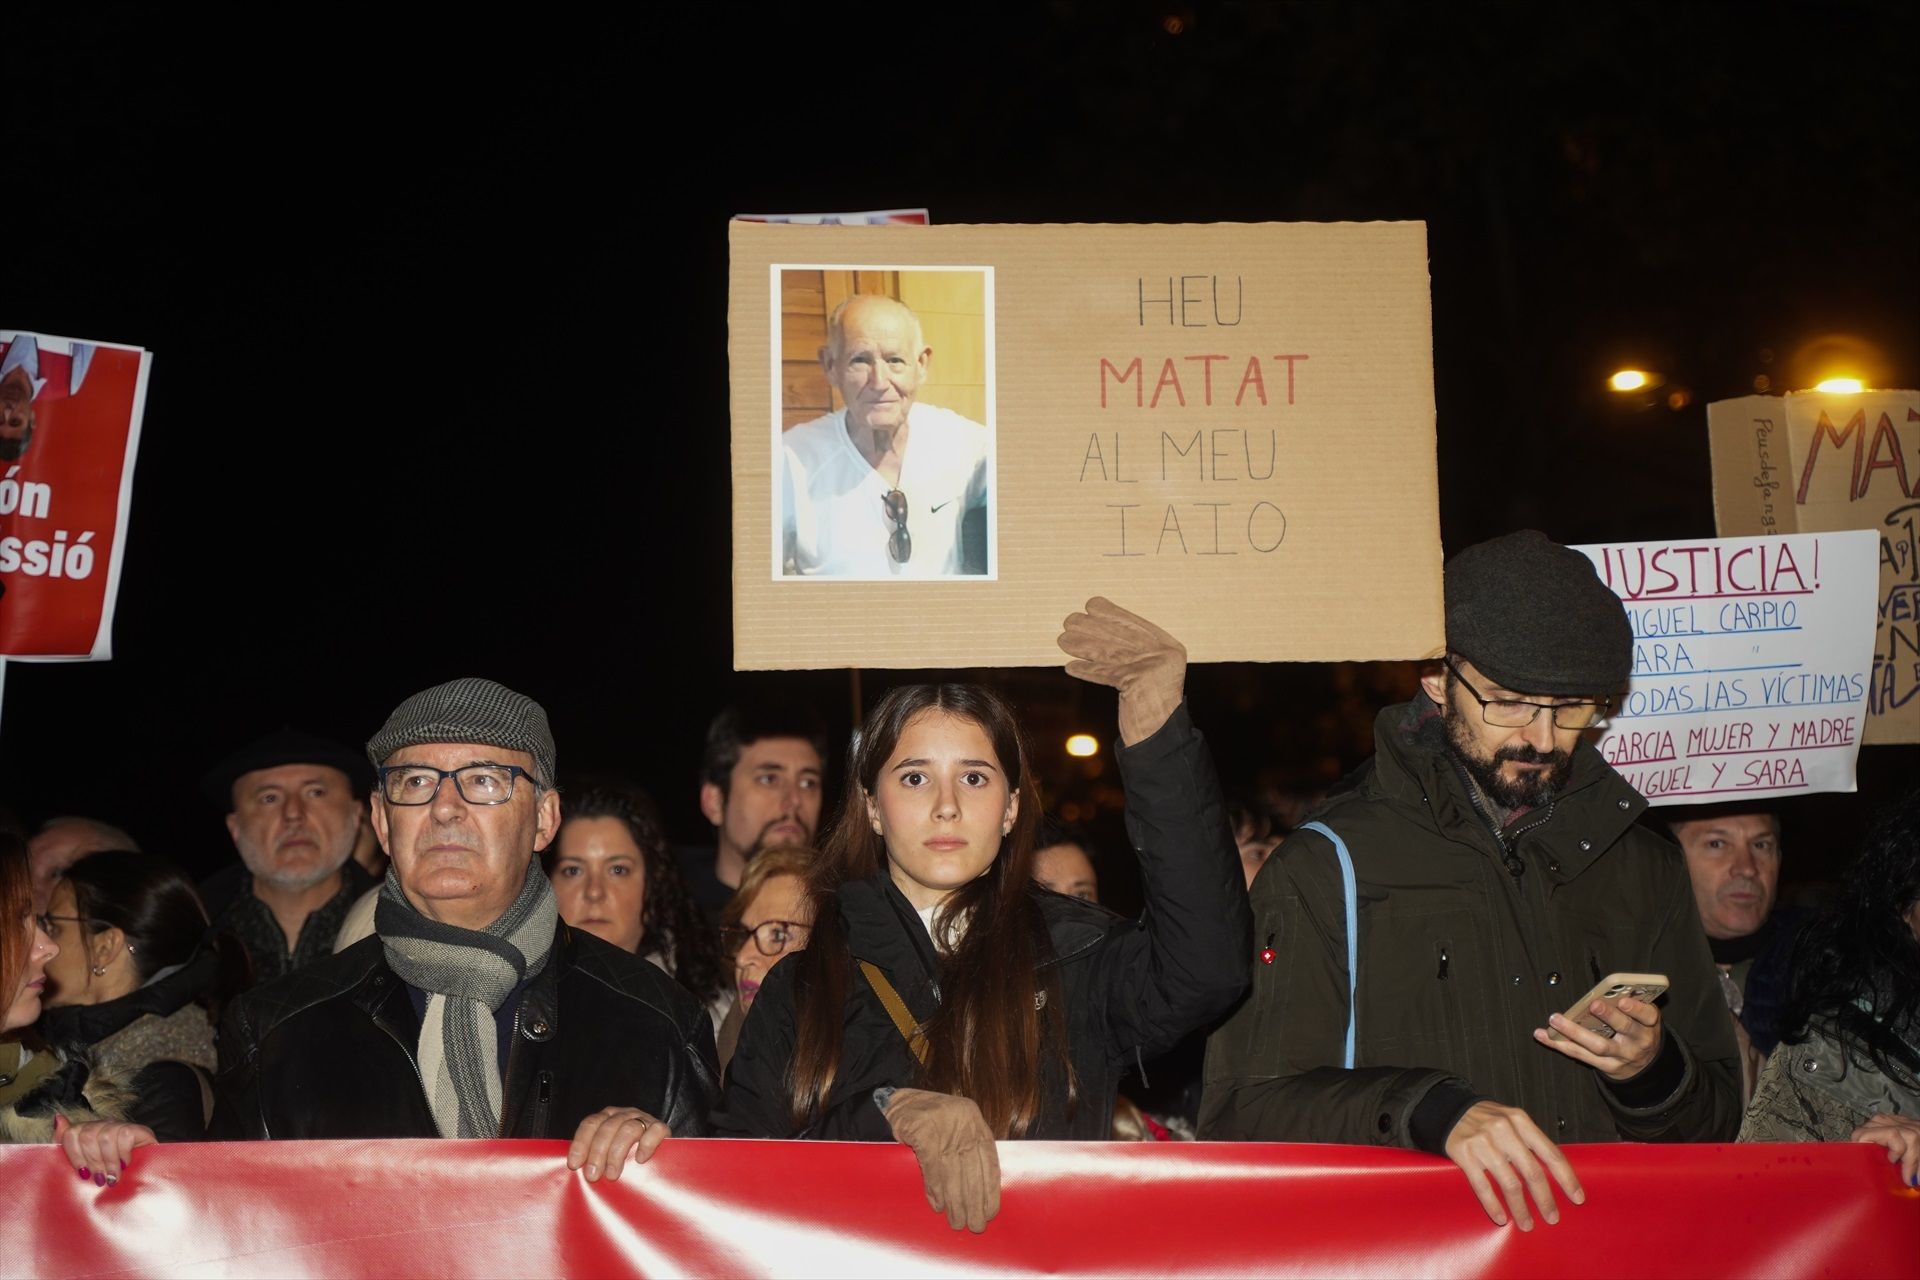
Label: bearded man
xmin=200 ymin=729 xmax=374 ymax=990
xmin=1201 ymin=530 xmax=1739 ymax=1231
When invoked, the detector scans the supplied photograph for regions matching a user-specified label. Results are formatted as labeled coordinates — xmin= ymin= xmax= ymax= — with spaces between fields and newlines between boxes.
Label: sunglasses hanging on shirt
xmin=883 ymin=489 xmax=911 ymax=563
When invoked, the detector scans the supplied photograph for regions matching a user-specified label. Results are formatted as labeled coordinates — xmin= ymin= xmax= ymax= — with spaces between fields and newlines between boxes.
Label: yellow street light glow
xmin=1065 ymin=733 xmax=1099 ymax=758
xmin=1608 ymin=369 xmax=1651 ymax=392
xmin=1813 ymin=377 xmax=1865 ymax=394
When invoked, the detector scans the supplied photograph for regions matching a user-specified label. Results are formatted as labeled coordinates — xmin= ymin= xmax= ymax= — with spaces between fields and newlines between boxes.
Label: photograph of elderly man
xmin=777 ymin=270 xmax=992 ymax=579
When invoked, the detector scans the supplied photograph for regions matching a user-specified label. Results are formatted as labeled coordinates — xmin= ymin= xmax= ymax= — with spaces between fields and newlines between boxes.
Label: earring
xmin=91 ymin=966 xmax=106 ymax=976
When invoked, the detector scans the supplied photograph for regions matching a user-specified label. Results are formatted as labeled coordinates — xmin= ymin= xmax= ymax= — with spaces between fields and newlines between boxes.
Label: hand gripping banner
xmin=5 ymin=1139 xmax=1917 ymax=1278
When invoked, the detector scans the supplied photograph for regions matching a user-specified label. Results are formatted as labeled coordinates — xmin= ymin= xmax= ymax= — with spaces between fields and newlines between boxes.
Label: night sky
xmin=6 ymin=3 xmax=1915 ymax=895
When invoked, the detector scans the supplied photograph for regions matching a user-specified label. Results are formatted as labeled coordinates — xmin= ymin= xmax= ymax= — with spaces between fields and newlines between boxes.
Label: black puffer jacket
xmin=716 ymin=702 xmax=1251 ymax=1140
xmin=210 ymin=925 xmax=718 ymax=1140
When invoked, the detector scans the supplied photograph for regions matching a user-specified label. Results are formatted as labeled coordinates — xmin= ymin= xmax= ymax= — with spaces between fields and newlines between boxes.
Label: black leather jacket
xmin=210 ymin=926 xmax=719 ymax=1140
xmin=716 ymin=701 xmax=1251 ymax=1141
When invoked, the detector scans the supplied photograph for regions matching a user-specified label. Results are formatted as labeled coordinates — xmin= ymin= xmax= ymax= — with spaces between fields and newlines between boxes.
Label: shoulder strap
xmin=857 ymin=960 xmax=929 ymax=1066
xmin=1300 ymin=820 xmax=1359 ymax=1070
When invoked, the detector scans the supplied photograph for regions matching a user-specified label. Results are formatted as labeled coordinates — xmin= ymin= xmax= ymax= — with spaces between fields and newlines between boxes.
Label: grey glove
xmin=879 ymin=1087 xmax=1002 ymax=1233
xmin=1058 ymin=596 xmax=1189 ymax=746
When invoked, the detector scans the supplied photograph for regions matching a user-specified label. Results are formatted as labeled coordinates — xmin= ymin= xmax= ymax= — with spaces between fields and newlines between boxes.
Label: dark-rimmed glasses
xmin=721 ymin=920 xmax=811 ymax=957
xmin=1447 ymin=660 xmax=1611 ymax=730
xmin=377 ymin=763 xmax=541 ymax=805
xmin=34 ymin=913 xmax=92 ymax=936
xmin=882 ymin=489 xmax=911 ymax=563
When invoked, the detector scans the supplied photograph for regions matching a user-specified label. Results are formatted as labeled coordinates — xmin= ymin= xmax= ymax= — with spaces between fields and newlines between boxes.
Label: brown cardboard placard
xmin=730 ymin=221 xmax=1443 ymax=669
xmin=1708 ymin=391 xmax=1920 ymax=744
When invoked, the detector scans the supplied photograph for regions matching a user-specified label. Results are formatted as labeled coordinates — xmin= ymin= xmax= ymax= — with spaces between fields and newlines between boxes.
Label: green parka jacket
xmin=1200 ymin=697 xmax=1741 ymax=1150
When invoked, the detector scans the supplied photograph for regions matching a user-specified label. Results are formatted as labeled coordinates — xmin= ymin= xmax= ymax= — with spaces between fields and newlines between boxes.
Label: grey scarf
xmin=376 ymin=865 xmax=558 ymax=1138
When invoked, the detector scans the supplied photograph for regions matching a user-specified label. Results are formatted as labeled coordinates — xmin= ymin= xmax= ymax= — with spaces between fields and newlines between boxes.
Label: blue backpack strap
xmin=1299 ymin=820 xmax=1358 ymax=1069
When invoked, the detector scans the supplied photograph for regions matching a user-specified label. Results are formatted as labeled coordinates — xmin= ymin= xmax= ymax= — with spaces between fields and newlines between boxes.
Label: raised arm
xmin=1059 ymin=598 xmax=1252 ymax=1060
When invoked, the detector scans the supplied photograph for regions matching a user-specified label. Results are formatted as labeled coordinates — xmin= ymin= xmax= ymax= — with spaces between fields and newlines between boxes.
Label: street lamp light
xmin=1065 ymin=733 xmax=1099 ymax=758
xmin=1812 ymin=377 xmax=1865 ymax=394
xmin=1608 ymin=369 xmax=1654 ymax=392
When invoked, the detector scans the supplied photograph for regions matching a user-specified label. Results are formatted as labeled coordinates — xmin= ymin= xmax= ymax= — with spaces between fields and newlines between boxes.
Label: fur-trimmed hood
xmin=0 ymin=1052 xmax=134 ymax=1144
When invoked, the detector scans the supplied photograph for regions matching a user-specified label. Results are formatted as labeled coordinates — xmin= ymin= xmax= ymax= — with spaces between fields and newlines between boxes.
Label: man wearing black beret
xmin=199 ymin=728 xmax=375 ymax=990
xmin=1202 ymin=530 xmax=1739 ymax=1229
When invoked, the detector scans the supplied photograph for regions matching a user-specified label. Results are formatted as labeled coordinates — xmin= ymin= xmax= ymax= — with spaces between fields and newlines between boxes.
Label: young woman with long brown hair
xmin=716 ymin=600 xmax=1251 ymax=1230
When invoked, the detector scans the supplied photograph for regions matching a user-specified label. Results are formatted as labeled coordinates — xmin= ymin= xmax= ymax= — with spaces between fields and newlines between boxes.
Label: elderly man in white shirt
xmin=781 ymin=295 xmax=988 ymax=578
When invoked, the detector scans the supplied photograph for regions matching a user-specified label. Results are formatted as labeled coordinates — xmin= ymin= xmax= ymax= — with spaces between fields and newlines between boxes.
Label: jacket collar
xmin=37 ymin=946 xmax=218 ymax=1052
xmin=837 ymin=872 xmax=943 ymax=1010
xmin=836 ymin=871 xmax=1111 ymax=992
xmin=1370 ymin=695 xmax=1648 ymax=881
xmin=516 ymin=924 xmax=566 ymax=1043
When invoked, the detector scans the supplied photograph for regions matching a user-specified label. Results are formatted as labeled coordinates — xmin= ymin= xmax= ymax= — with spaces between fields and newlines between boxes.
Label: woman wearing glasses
xmin=715 ymin=844 xmax=814 ymax=1071
xmin=3 ymin=840 xmax=223 ymax=1181
xmin=715 ymin=600 xmax=1250 ymax=1232
xmin=543 ymin=780 xmax=726 ymax=1025
xmin=35 ymin=852 xmax=246 ymax=1138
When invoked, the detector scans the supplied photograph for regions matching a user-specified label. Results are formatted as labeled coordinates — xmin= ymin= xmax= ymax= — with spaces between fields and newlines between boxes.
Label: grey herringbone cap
xmin=367 ymin=677 xmax=557 ymax=787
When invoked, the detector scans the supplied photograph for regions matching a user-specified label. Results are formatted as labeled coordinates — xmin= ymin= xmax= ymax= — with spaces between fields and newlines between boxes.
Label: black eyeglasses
xmin=882 ymin=489 xmax=911 ymax=563
xmin=721 ymin=920 xmax=811 ymax=957
xmin=1447 ymin=660 xmax=1611 ymax=730
xmin=34 ymin=913 xmax=92 ymax=935
xmin=377 ymin=763 xmax=541 ymax=805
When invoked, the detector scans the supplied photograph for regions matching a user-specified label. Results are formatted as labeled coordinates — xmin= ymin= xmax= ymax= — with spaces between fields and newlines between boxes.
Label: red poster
xmin=0 ymin=329 xmax=151 ymax=658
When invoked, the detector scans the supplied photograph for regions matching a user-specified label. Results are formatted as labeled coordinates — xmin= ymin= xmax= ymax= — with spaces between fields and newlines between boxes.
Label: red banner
xmin=5 ymin=1139 xmax=1917 ymax=1278
xmin=0 ymin=330 xmax=150 ymax=658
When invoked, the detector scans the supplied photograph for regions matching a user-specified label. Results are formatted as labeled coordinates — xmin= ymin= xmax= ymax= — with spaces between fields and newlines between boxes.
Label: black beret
xmin=1444 ymin=530 xmax=1633 ymax=697
xmin=201 ymin=728 xmax=371 ymax=809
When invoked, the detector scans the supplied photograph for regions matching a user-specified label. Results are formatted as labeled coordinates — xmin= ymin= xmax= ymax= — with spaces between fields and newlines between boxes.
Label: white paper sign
xmin=1573 ymin=531 xmax=1880 ymax=805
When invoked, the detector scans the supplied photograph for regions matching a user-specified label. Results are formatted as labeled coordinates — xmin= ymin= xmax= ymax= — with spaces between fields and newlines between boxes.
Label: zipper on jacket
xmin=531 ymin=1070 xmax=553 ymax=1135
xmin=1457 ymin=762 xmax=1562 ymax=883
xmin=1507 ymin=800 xmax=1559 ymax=853
xmin=498 ymin=1004 xmax=526 ymax=1137
xmin=1456 ymin=767 xmax=1527 ymax=879
xmin=1436 ymin=945 xmax=1450 ymax=980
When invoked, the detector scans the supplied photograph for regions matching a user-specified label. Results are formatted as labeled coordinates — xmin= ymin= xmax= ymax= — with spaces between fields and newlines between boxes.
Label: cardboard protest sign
xmin=1572 ymin=532 xmax=1879 ymax=804
xmin=729 ymin=222 xmax=1442 ymax=669
xmin=0 ymin=330 xmax=151 ymax=660
xmin=1708 ymin=391 xmax=1920 ymax=744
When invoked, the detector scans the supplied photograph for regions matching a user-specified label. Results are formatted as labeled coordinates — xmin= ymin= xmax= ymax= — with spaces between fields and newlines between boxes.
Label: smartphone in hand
xmin=1546 ymin=972 xmax=1669 ymax=1041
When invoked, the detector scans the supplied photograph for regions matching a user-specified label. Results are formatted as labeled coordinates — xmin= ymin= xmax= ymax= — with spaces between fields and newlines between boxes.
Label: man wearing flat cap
xmin=212 ymin=679 xmax=719 ymax=1179
xmin=199 ymin=728 xmax=375 ymax=990
xmin=1202 ymin=531 xmax=1739 ymax=1230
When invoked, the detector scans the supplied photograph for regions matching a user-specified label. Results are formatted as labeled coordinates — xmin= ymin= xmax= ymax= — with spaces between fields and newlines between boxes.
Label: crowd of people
xmin=4 ymin=533 xmax=1917 ymax=1236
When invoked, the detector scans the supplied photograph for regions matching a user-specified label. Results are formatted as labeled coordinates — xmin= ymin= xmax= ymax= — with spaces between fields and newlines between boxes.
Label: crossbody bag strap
xmin=1299 ymin=820 xmax=1359 ymax=1070
xmin=857 ymin=959 xmax=930 ymax=1067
